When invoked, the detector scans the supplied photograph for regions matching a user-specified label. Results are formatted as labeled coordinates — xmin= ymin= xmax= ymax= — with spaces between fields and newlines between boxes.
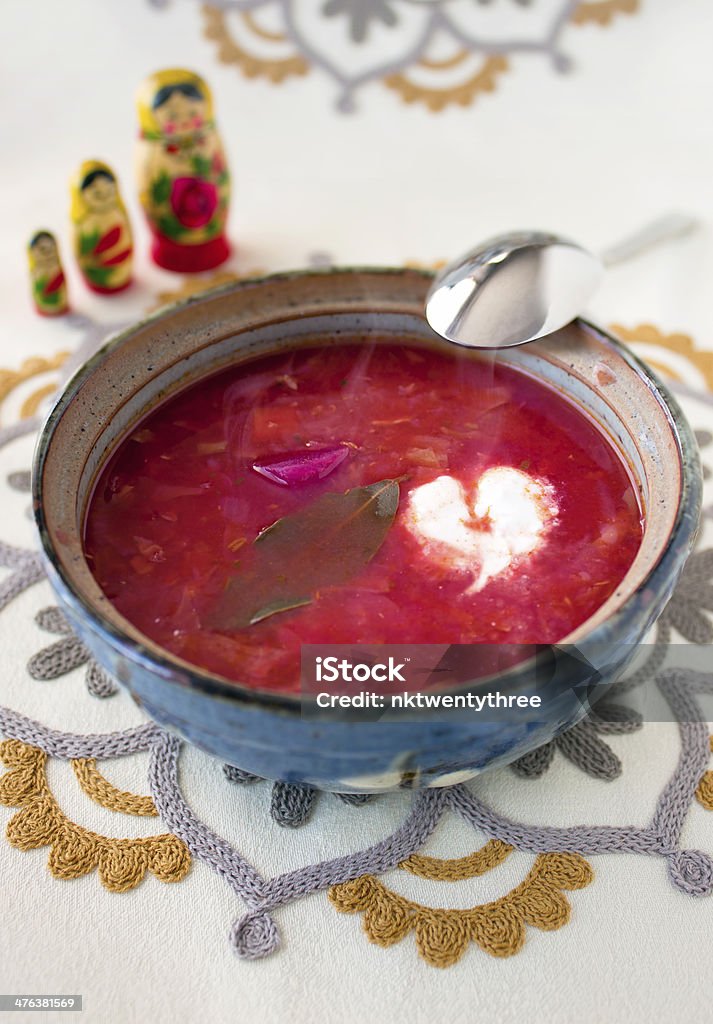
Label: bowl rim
xmin=32 ymin=266 xmax=702 ymax=718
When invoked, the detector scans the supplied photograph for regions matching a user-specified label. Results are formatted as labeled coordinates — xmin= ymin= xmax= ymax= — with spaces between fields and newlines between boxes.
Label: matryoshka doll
xmin=135 ymin=68 xmax=231 ymax=273
xmin=27 ymin=230 xmax=69 ymax=316
xmin=70 ymin=160 xmax=133 ymax=293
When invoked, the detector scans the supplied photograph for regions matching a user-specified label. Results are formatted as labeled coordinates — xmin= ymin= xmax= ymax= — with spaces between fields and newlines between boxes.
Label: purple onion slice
xmin=252 ymin=445 xmax=349 ymax=486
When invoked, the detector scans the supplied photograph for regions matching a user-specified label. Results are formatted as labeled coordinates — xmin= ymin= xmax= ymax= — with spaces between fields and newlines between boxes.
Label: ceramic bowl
xmin=33 ymin=269 xmax=701 ymax=790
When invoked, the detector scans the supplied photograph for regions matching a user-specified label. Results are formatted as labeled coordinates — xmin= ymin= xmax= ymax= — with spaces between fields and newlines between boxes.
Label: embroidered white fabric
xmin=1 ymin=2 xmax=713 ymax=1022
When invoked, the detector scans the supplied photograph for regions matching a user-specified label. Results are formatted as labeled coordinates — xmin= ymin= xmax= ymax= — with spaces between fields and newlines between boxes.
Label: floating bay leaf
xmin=249 ymin=596 xmax=313 ymax=625
xmin=205 ymin=479 xmax=400 ymax=631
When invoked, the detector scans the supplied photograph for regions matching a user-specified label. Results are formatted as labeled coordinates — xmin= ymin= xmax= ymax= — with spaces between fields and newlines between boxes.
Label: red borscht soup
xmin=84 ymin=342 xmax=644 ymax=692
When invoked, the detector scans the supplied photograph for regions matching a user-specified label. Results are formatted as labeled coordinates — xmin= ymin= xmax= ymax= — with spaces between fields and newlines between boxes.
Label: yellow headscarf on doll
xmin=70 ymin=160 xmax=128 ymax=225
xmin=136 ymin=68 xmax=215 ymax=138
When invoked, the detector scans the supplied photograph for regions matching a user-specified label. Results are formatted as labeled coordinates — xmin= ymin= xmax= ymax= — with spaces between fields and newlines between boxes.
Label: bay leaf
xmin=205 ymin=479 xmax=400 ymax=631
xmin=249 ymin=596 xmax=313 ymax=625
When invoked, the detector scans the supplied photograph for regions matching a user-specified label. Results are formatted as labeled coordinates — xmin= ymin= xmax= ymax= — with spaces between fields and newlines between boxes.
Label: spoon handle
xmin=600 ymin=213 xmax=700 ymax=267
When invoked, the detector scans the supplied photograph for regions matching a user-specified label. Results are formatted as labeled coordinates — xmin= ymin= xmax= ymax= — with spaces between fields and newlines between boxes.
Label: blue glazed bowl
xmin=32 ymin=269 xmax=701 ymax=790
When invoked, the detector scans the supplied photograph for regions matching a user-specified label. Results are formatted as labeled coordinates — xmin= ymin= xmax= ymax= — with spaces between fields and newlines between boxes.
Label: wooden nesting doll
xmin=70 ymin=160 xmax=133 ymax=293
xmin=27 ymin=230 xmax=69 ymax=316
xmin=135 ymin=68 xmax=231 ymax=273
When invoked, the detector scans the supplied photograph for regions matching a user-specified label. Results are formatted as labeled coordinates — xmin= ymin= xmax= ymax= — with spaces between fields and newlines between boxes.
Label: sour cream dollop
xmin=405 ymin=467 xmax=559 ymax=592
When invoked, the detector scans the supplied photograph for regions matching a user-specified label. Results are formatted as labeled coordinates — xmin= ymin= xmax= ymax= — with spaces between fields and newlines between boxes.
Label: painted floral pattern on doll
xmin=136 ymin=68 xmax=231 ymax=272
xmin=70 ymin=160 xmax=133 ymax=294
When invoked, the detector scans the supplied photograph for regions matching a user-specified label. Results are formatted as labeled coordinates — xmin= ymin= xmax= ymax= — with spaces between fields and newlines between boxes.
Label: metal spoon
xmin=425 ymin=213 xmax=699 ymax=350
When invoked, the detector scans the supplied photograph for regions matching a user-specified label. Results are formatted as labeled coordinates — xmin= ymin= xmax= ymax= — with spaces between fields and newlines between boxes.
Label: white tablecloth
xmin=2 ymin=2 xmax=713 ymax=1022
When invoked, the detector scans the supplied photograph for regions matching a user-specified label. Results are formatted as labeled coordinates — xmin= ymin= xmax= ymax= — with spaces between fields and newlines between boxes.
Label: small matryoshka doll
xmin=70 ymin=160 xmax=133 ymax=294
xmin=135 ymin=68 xmax=231 ymax=273
xmin=27 ymin=230 xmax=69 ymax=316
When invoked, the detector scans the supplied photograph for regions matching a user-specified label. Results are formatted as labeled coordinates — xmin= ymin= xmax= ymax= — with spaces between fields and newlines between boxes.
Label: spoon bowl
xmin=425 ymin=231 xmax=604 ymax=349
